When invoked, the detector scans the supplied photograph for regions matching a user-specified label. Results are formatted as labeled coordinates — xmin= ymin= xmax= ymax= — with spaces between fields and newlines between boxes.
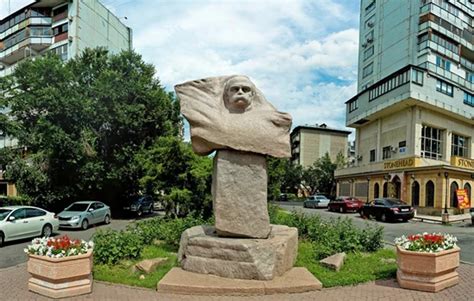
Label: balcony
xmin=0 ymin=37 xmax=52 ymax=64
xmin=420 ymin=62 xmax=473 ymax=92
xmin=0 ymin=17 xmax=51 ymax=40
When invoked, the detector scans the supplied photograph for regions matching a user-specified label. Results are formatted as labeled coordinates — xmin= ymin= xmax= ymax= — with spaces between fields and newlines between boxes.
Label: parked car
xmin=57 ymin=201 xmax=111 ymax=230
xmin=0 ymin=206 xmax=59 ymax=247
xmin=303 ymin=195 xmax=330 ymax=208
xmin=470 ymin=208 xmax=474 ymax=225
xmin=328 ymin=196 xmax=364 ymax=213
xmin=123 ymin=195 xmax=154 ymax=216
xmin=359 ymin=198 xmax=414 ymax=222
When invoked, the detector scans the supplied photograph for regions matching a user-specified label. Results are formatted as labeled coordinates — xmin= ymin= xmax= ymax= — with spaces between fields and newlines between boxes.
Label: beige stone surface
xmin=27 ymin=251 xmax=93 ymax=299
xmin=179 ymin=225 xmax=297 ymax=280
xmin=135 ymin=258 xmax=168 ymax=274
xmin=396 ymin=246 xmax=460 ymax=292
xmin=157 ymin=267 xmax=321 ymax=295
xmin=175 ymin=75 xmax=292 ymax=158
xmin=319 ymin=252 xmax=346 ymax=272
xmin=213 ymin=150 xmax=270 ymax=238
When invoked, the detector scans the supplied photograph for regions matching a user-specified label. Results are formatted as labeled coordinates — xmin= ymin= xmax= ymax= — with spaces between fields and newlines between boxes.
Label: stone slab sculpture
xmin=176 ymin=75 xmax=292 ymax=238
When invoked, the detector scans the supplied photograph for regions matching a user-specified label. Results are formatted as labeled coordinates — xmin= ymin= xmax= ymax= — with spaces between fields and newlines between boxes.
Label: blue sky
xmin=1 ymin=0 xmax=361 ymax=137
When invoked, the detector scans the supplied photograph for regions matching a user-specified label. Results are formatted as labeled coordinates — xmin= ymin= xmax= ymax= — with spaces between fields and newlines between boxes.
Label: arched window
xmin=374 ymin=183 xmax=379 ymax=199
xmin=411 ymin=181 xmax=420 ymax=206
xmin=426 ymin=180 xmax=434 ymax=207
xmin=383 ymin=182 xmax=388 ymax=197
xmin=464 ymin=183 xmax=471 ymax=203
xmin=450 ymin=181 xmax=459 ymax=208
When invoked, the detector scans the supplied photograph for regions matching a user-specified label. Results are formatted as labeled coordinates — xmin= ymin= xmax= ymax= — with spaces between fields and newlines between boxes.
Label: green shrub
xmin=270 ymin=208 xmax=384 ymax=259
xmin=93 ymin=228 xmax=145 ymax=264
xmin=0 ymin=195 xmax=31 ymax=207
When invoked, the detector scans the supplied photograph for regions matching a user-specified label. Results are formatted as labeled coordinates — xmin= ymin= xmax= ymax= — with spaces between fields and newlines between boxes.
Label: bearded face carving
xmin=223 ymin=76 xmax=255 ymax=112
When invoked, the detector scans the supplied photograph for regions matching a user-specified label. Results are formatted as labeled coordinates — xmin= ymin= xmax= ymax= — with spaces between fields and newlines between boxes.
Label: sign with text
xmin=456 ymin=189 xmax=470 ymax=210
xmin=383 ymin=157 xmax=417 ymax=170
xmin=451 ymin=157 xmax=474 ymax=171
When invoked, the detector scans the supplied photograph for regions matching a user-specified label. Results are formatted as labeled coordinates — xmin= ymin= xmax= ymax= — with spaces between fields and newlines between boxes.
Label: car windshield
xmin=385 ymin=199 xmax=406 ymax=205
xmin=65 ymin=203 xmax=89 ymax=211
xmin=0 ymin=209 xmax=12 ymax=220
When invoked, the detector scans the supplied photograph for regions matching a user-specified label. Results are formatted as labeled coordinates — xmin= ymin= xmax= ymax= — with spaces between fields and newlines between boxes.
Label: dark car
xmin=359 ymin=198 xmax=414 ymax=222
xmin=123 ymin=195 xmax=154 ymax=217
xmin=328 ymin=196 xmax=364 ymax=213
xmin=470 ymin=208 xmax=474 ymax=224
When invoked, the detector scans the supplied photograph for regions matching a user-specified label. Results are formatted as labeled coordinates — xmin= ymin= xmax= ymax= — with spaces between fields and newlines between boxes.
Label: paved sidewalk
xmin=2 ymin=263 xmax=473 ymax=301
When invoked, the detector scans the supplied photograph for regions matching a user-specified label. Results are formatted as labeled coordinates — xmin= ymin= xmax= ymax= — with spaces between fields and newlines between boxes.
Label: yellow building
xmin=291 ymin=124 xmax=351 ymax=168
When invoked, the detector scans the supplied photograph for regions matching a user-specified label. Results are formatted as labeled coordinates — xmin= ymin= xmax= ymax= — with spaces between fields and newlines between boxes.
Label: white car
xmin=303 ymin=195 xmax=331 ymax=208
xmin=0 ymin=206 xmax=59 ymax=247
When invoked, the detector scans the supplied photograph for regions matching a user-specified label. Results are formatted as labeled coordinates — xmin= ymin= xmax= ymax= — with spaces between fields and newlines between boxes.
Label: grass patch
xmin=296 ymin=240 xmax=397 ymax=287
xmin=93 ymin=243 xmax=178 ymax=289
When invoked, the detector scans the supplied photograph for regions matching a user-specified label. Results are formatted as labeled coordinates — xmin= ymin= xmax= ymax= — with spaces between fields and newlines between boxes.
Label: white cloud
xmin=0 ymin=0 xmax=34 ymax=19
xmin=125 ymin=0 xmax=360 ymax=136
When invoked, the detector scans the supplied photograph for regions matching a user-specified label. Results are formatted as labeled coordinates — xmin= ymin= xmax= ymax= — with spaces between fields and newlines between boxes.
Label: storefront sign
xmin=383 ymin=157 xmax=417 ymax=170
xmin=456 ymin=189 xmax=470 ymax=210
xmin=451 ymin=157 xmax=474 ymax=170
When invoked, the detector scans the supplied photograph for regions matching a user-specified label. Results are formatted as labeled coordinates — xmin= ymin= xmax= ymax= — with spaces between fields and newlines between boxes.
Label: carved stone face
xmin=224 ymin=76 xmax=254 ymax=111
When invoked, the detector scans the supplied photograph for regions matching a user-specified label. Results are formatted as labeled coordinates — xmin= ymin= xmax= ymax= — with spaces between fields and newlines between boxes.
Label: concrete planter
xmin=27 ymin=250 xmax=93 ymax=299
xmin=396 ymin=246 xmax=459 ymax=292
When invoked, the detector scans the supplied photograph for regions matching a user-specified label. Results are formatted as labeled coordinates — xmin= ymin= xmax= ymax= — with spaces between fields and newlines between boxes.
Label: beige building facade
xmin=291 ymin=124 xmax=351 ymax=168
xmin=335 ymin=0 xmax=474 ymax=215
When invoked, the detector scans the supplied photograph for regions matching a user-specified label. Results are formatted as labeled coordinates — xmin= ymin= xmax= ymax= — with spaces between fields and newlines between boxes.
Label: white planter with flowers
xmin=394 ymin=233 xmax=459 ymax=292
xmin=25 ymin=235 xmax=94 ymax=299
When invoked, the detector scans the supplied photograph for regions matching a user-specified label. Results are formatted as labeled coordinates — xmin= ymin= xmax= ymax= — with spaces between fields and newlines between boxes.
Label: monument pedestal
xmin=177 ymin=225 xmax=297 ymax=280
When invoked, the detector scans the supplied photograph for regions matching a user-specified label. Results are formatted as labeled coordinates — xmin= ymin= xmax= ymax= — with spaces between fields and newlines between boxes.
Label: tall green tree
xmin=0 ymin=48 xmax=180 ymax=211
xmin=136 ymin=137 xmax=213 ymax=218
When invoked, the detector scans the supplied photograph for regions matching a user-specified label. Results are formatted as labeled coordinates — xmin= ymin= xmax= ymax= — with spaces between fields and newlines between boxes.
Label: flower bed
xmin=26 ymin=236 xmax=94 ymax=299
xmin=394 ymin=232 xmax=457 ymax=253
xmin=394 ymin=233 xmax=459 ymax=292
xmin=25 ymin=235 xmax=94 ymax=258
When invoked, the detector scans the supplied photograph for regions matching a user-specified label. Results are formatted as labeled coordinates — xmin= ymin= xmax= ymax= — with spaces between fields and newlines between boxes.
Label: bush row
xmin=93 ymin=215 xmax=210 ymax=264
xmin=269 ymin=204 xmax=384 ymax=259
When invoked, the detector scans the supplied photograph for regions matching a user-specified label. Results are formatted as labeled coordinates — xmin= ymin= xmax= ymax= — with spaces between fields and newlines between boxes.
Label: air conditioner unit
xmin=356 ymin=155 xmax=363 ymax=161
xmin=68 ymin=16 xmax=74 ymax=22
xmin=390 ymin=146 xmax=398 ymax=152
xmin=68 ymin=36 xmax=73 ymax=42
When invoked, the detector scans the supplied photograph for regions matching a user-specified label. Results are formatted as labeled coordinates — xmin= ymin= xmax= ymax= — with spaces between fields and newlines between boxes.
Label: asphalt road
xmin=277 ymin=202 xmax=474 ymax=264
xmin=0 ymin=214 xmax=158 ymax=268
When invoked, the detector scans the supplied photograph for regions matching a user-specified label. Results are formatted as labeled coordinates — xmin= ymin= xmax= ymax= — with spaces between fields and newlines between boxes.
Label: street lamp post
xmin=366 ymin=177 xmax=370 ymax=202
xmin=443 ymin=172 xmax=449 ymax=224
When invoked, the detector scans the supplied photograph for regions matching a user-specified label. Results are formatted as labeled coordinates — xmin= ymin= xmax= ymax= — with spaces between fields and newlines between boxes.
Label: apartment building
xmin=0 ymin=0 xmax=132 ymax=196
xmin=335 ymin=0 xmax=473 ymax=215
xmin=291 ymin=124 xmax=351 ymax=168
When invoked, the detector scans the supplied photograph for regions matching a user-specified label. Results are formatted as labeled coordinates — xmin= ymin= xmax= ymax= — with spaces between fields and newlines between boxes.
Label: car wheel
xmin=360 ymin=209 xmax=366 ymax=218
xmin=402 ymin=218 xmax=408 ymax=223
xmin=137 ymin=208 xmax=143 ymax=217
xmin=380 ymin=213 xmax=387 ymax=222
xmin=41 ymin=224 xmax=52 ymax=237
xmin=303 ymin=203 xmax=307 ymax=208
xmin=0 ymin=232 xmax=4 ymax=248
xmin=81 ymin=219 xmax=89 ymax=230
xmin=339 ymin=207 xmax=344 ymax=213
xmin=104 ymin=215 xmax=111 ymax=224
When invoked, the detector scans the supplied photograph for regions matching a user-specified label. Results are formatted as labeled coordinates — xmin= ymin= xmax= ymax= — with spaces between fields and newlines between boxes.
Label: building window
xmin=435 ymin=79 xmax=453 ymax=96
xmin=421 ymin=125 xmax=443 ymax=160
xmin=436 ymin=56 xmax=451 ymax=71
xmin=362 ymin=63 xmax=373 ymax=78
xmin=464 ymin=91 xmax=474 ymax=106
xmin=368 ymin=67 xmax=412 ymax=101
xmin=53 ymin=23 xmax=68 ymax=36
xmin=451 ymin=134 xmax=468 ymax=158
xmin=411 ymin=69 xmax=423 ymax=85
xmin=365 ymin=0 xmax=376 ymax=14
xmin=466 ymin=71 xmax=473 ymax=83
xmin=50 ymin=44 xmax=68 ymax=61
xmin=430 ymin=32 xmax=459 ymax=54
xmin=348 ymin=99 xmax=358 ymax=112
xmin=450 ymin=181 xmax=459 ymax=208
xmin=425 ymin=180 xmax=434 ymax=207
xmin=363 ymin=46 xmax=374 ymax=61
xmin=373 ymin=183 xmax=379 ymax=198
xmin=30 ymin=27 xmax=51 ymax=37
xmin=369 ymin=149 xmax=376 ymax=162
xmin=382 ymin=146 xmax=391 ymax=160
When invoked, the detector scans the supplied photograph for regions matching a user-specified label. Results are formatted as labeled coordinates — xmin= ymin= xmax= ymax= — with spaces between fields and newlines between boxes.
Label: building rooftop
xmin=291 ymin=124 xmax=352 ymax=135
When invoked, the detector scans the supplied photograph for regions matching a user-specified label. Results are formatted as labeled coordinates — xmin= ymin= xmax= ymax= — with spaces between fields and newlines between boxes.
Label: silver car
xmin=58 ymin=201 xmax=111 ymax=230
xmin=303 ymin=195 xmax=331 ymax=208
xmin=0 ymin=206 xmax=59 ymax=247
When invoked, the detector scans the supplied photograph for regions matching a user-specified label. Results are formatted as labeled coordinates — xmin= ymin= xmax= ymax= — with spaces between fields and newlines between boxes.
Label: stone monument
xmin=157 ymin=75 xmax=322 ymax=295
